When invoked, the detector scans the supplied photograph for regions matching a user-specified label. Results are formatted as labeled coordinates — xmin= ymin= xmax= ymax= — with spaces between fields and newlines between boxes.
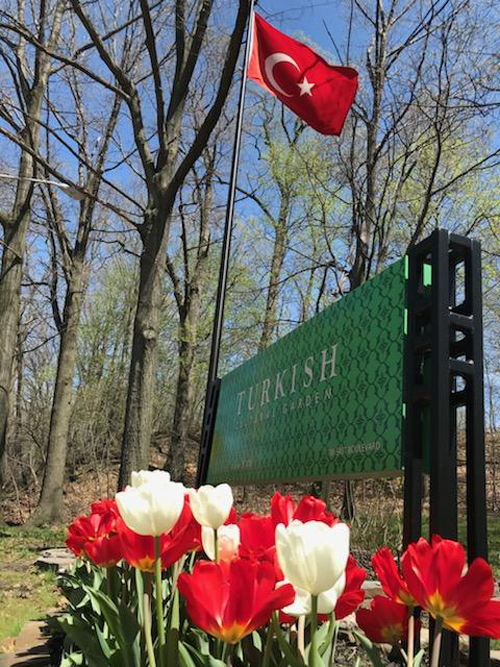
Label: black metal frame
xmin=403 ymin=229 xmax=488 ymax=666
xmin=196 ymin=379 xmax=220 ymax=488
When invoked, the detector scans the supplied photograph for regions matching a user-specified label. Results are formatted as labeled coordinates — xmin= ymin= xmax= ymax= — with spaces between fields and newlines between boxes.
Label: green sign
xmin=207 ymin=259 xmax=407 ymax=484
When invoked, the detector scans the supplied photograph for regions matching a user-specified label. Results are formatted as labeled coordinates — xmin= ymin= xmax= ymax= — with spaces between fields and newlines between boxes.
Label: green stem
xmin=143 ymin=573 xmax=157 ymax=667
xmin=122 ymin=562 xmax=129 ymax=607
xmin=262 ymin=621 xmax=274 ymax=667
xmin=214 ymin=528 xmax=219 ymax=563
xmin=329 ymin=619 xmax=339 ymax=667
xmin=221 ymin=641 xmax=228 ymax=661
xmin=430 ymin=616 xmax=444 ymax=667
xmin=309 ymin=595 xmax=319 ymax=667
xmin=407 ymin=611 xmax=415 ymax=667
xmin=105 ymin=568 xmax=113 ymax=598
xmin=155 ymin=536 xmax=166 ymax=667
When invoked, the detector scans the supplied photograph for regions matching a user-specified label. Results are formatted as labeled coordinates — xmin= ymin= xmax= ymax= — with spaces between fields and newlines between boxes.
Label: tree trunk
xmin=30 ymin=260 xmax=86 ymax=524
xmin=0 ymin=239 xmax=25 ymax=487
xmin=259 ymin=213 xmax=289 ymax=350
xmin=166 ymin=281 xmax=203 ymax=481
xmin=0 ymin=0 xmax=64 ymax=488
xmin=118 ymin=211 xmax=171 ymax=489
xmin=167 ymin=324 xmax=195 ymax=481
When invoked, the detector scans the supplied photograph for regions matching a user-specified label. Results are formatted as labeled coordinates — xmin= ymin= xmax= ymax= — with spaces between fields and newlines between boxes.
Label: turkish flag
xmin=247 ymin=13 xmax=358 ymax=136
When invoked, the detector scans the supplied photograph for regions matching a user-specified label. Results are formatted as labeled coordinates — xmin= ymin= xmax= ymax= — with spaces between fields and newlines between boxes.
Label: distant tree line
xmin=0 ymin=0 xmax=499 ymax=523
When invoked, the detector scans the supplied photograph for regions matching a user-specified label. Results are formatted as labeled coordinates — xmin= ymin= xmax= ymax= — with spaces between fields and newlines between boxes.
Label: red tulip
xmin=402 ymin=535 xmax=500 ymax=638
xmin=372 ymin=547 xmax=417 ymax=607
xmin=90 ymin=499 xmax=120 ymax=517
xmin=66 ymin=500 xmax=122 ymax=567
xmin=357 ymin=596 xmax=411 ymax=645
xmin=117 ymin=495 xmax=201 ymax=572
xmin=178 ymin=557 xmax=295 ymax=643
xmin=238 ymin=512 xmax=275 ymax=562
xmin=271 ymin=492 xmax=339 ymax=528
xmin=334 ymin=555 xmax=366 ymax=620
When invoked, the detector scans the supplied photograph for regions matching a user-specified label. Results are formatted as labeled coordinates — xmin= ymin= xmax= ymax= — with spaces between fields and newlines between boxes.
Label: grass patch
xmin=0 ymin=524 xmax=65 ymax=644
xmin=349 ymin=508 xmax=500 ymax=580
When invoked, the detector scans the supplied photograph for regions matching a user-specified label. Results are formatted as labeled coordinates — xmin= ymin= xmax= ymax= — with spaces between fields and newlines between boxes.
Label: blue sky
xmin=256 ymin=0 xmax=357 ymax=66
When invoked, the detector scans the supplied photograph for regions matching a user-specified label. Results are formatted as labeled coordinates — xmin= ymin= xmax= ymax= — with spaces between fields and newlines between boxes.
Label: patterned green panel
xmin=207 ymin=258 xmax=407 ymax=484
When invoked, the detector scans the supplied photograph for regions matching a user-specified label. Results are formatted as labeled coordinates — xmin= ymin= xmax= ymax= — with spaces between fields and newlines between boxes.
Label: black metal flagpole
xmin=196 ymin=0 xmax=255 ymax=487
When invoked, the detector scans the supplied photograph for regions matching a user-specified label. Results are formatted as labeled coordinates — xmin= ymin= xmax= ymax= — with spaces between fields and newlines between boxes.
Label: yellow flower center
xmin=214 ymin=623 xmax=248 ymax=644
xmin=427 ymin=591 xmax=465 ymax=632
xmin=397 ymin=590 xmax=416 ymax=607
xmin=381 ymin=623 xmax=404 ymax=644
xmin=134 ymin=556 xmax=155 ymax=572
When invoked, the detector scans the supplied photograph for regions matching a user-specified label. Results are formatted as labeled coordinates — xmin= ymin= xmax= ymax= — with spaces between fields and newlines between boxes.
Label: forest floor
xmin=0 ymin=524 xmax=64 ymax=651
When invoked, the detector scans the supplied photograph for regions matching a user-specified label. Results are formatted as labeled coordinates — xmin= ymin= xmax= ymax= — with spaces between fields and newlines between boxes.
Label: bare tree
xmin=30 ymin=69 xmax=123 ymax=523
xmin=0 ymin=0 xmax=64 ymax=486
xmin=64 ymin=0 xmax=250 ymax=488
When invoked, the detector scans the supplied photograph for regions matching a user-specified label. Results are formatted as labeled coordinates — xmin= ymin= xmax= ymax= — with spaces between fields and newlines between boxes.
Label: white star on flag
xmin=297 ymin=77 xmax=315 ymax=96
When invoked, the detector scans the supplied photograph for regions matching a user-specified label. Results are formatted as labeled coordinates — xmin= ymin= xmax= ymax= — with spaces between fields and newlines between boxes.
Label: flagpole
xmin=196 ymin=0 xmax=255 ymax=487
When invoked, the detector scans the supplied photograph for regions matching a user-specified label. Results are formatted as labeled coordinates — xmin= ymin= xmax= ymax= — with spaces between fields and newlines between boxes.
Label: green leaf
xmin=318 ymin=617 xmax=337 ymax=657
xmin=58 ymin=617 xmax=109 ymax=667
xmin=83 ymin=586 xmax=134 ymax=667
xmin=352 ymin=631 xmax=384 ymax=667
xmin=95 ymin=624 xmax=114 ymax=659
xmin=135 ymin=567 xmax=145 ymax=627
xmin=178 ymin=641 xmax=198 ymax=667
xmin=166 ymin=588 xmax=180 ymax=665
xmin=181 ymin=643 xmax=226 ymax=667
xmin=413 ymin=648 xmax=426 ymax=667
xmin=271 ymin=613 xmax=305 ymax=667
xmin=117 ymin=601 xmax=142 ymax=667
xmin=59 ymin=651 xmax=84 ymax=667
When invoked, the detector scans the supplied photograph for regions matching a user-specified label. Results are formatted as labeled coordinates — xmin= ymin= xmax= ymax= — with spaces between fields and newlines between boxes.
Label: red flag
xmin=247 ymin=13 xmax=358 ymax=136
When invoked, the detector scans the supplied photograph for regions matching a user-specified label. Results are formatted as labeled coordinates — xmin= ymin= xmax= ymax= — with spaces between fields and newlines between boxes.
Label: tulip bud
xmin=131 ymin=469 xmax=171 ymax=488
xmin=116 ymin=480 xmax=185 ymax=536
xmin=275 ymin=520 xmax=350 ymax=596
xmin=202 ymin=524 xmax=240 ymax=561
xmin=189 ymin=484 xmax=233 ymax=529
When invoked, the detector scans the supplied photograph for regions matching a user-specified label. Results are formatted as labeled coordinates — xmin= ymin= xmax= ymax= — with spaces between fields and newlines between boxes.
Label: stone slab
xmin=35 ymin=549 xmax=74 ymax=574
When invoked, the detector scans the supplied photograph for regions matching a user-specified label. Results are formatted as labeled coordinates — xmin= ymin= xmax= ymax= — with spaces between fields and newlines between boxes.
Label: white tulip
xmin=130 ymin=469 xmax=171 ymax=488
xmin=201 ymin=524 xmax=240 ymax=561
xmin=280 ymin=573 xmax=346 ymax=617
xmin=116 ymin=479 xmax=185 ymax=536
xmin=275 ymin=520 xmax=350 ymax=596
xmin=189 ymin=484 xmax=233 ymax=529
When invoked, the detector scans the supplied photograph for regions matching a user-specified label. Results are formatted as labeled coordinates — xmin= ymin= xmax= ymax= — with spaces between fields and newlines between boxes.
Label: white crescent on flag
xmin=264 ymin=52 xmax=300 ymax=97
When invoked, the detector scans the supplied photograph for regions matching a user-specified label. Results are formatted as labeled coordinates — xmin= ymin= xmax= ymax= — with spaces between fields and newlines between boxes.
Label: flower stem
xmin=214 ymin=528 xmax=219 ymax=563
xmin=143 ymin=573 xmax=157 ymax=667
xmin=221 ymin=642 xmax=233 ymax=665
xmin=328 ymin=618 xmax=339 ymax=667
xmin=105 ymin=567 xmax=113 ymax=599
xmin=430 ymin=616 xmax=444 ymax=667
xmin=407 ymin=611 xmax=415 ymax=667
xmin=155 ymin=536 xmax=166 ymax=667
xmin=262 ymin=621 xmax=274 ymax=667
xmin=309 ymin=595 xmax=319 ymax=667
xmin=297 ymin=615 xmax=305 ymax=659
